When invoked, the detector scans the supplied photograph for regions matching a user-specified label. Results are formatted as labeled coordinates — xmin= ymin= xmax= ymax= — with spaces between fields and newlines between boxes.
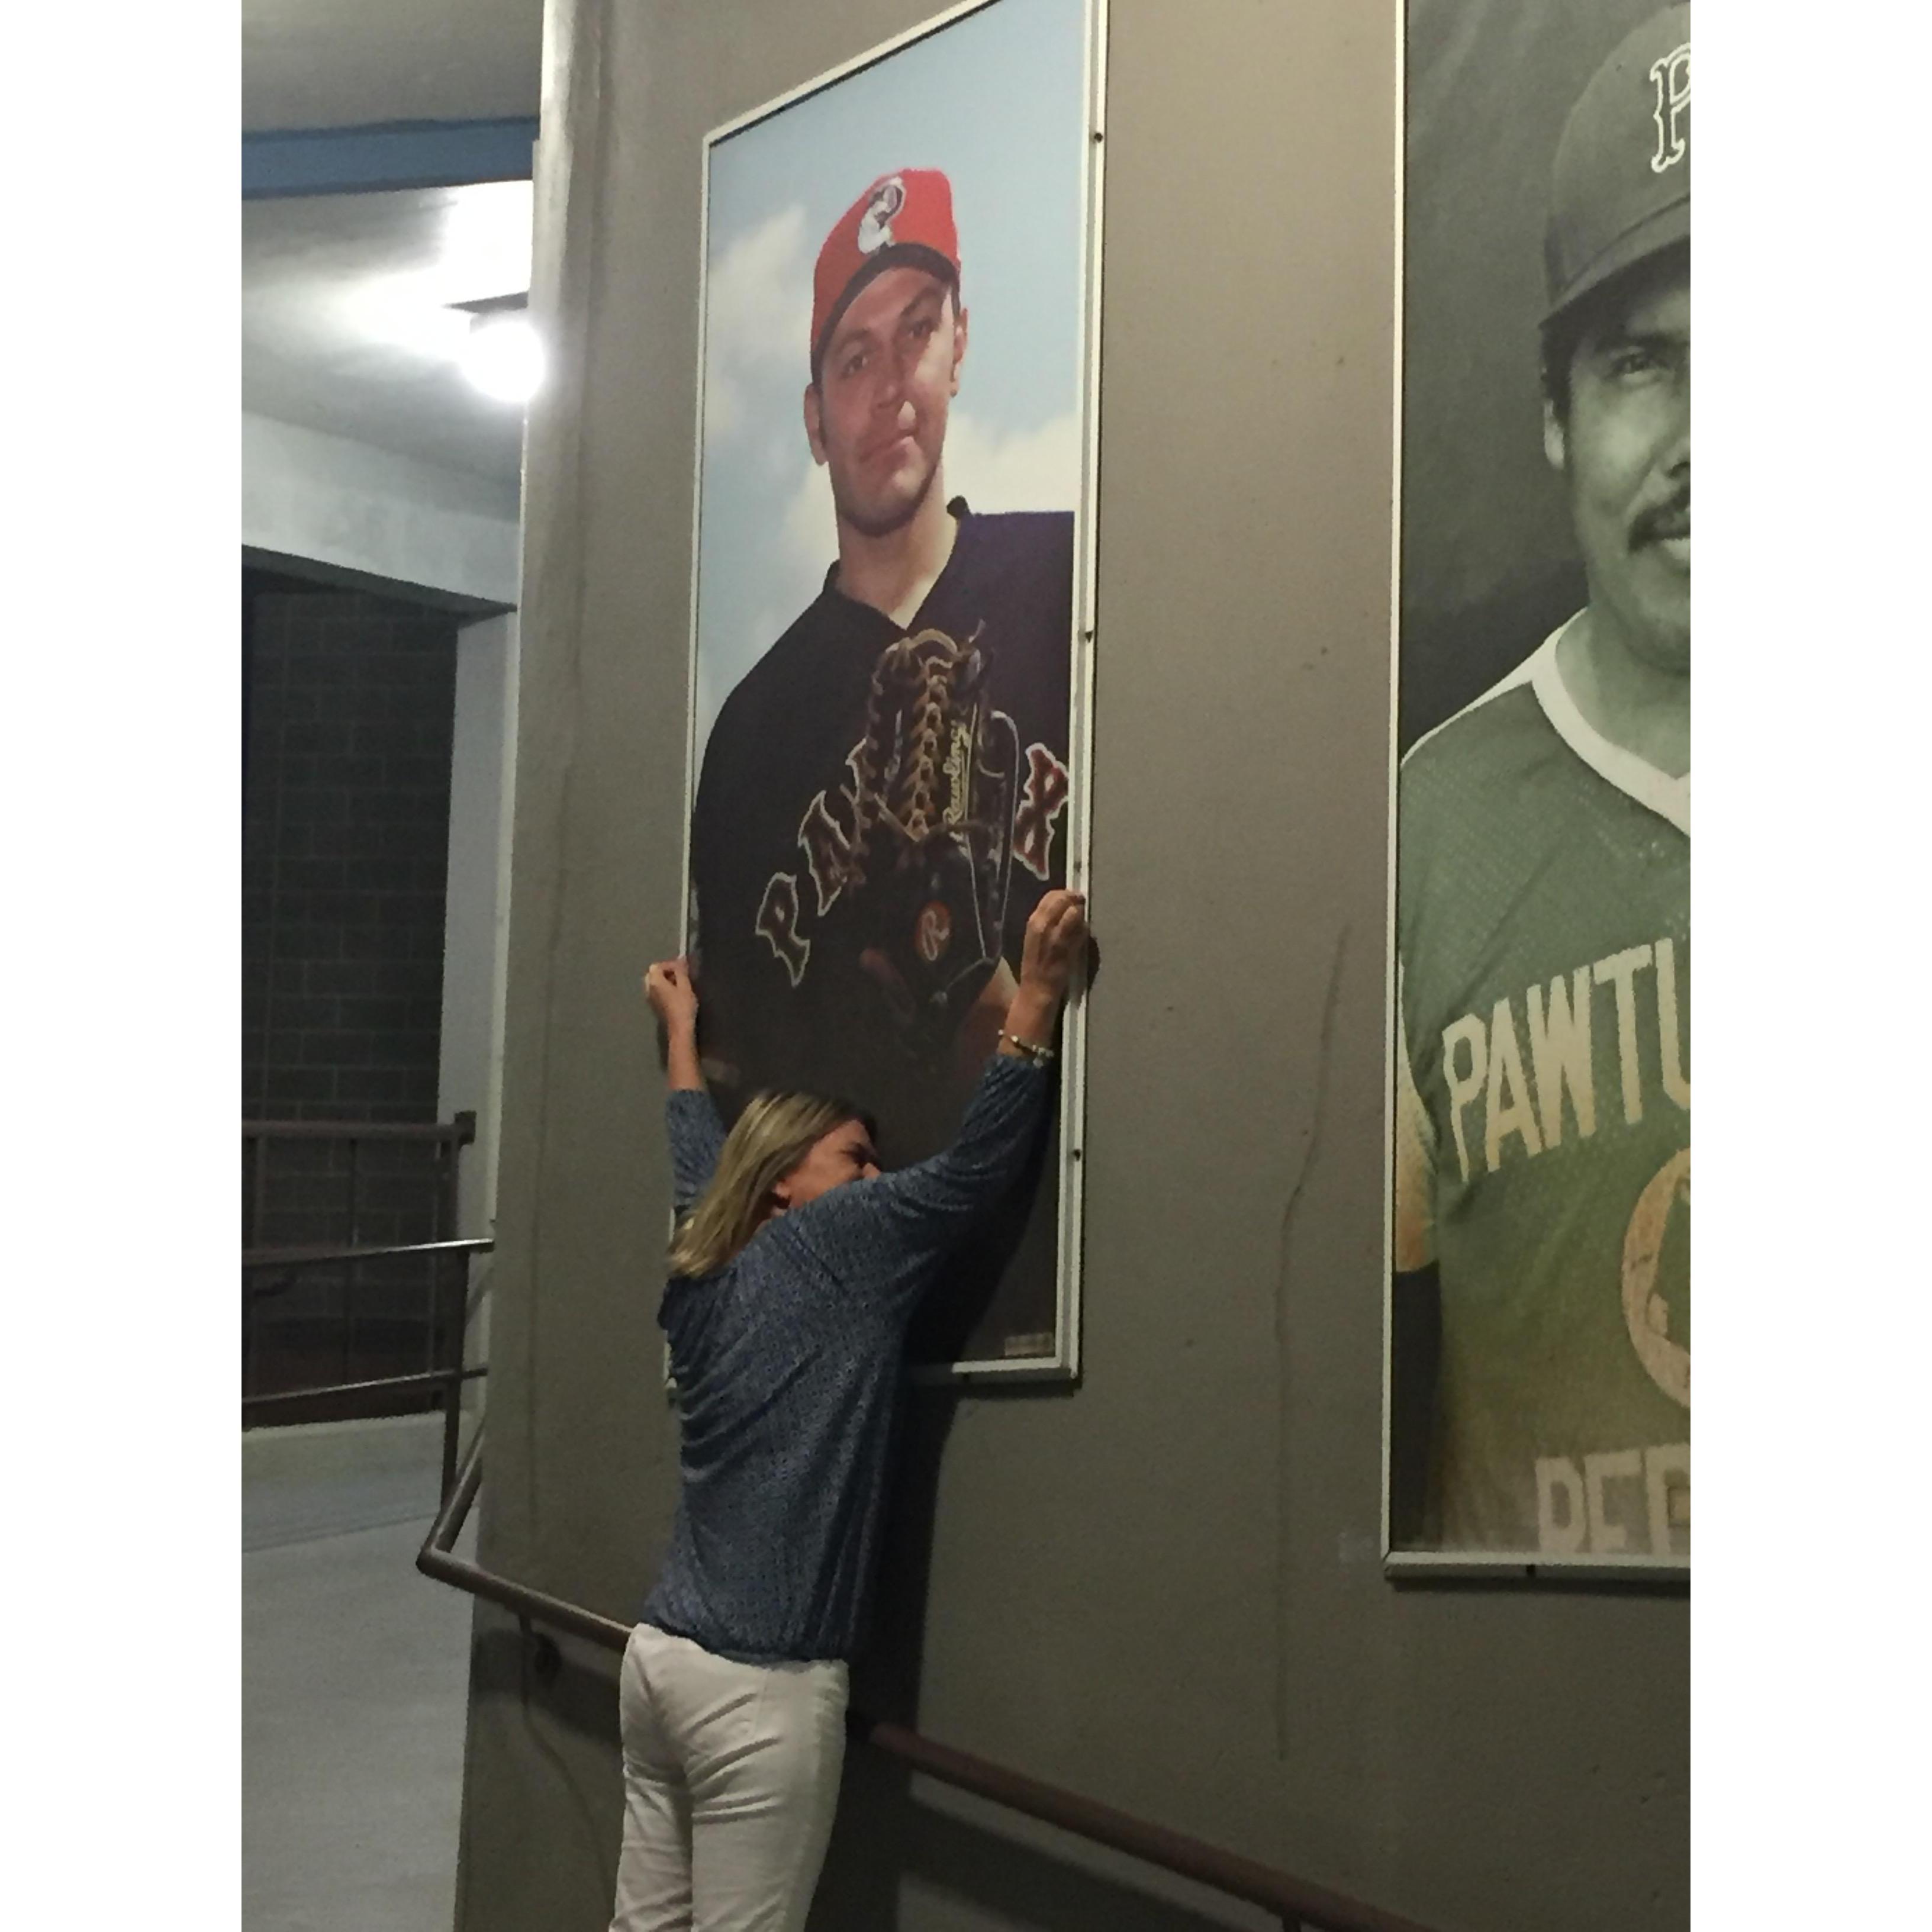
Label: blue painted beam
xmin=243 ymin=117 xmax=537 ymax=199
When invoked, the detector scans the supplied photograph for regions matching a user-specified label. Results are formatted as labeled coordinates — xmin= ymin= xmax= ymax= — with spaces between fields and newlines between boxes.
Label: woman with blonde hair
xmin=610 ymin=887 xmax=1088 ymax=1932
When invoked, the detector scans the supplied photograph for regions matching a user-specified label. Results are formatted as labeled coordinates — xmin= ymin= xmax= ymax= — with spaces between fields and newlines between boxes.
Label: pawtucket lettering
xmin=1436 ymin=934 xmax=1688 ymax=1183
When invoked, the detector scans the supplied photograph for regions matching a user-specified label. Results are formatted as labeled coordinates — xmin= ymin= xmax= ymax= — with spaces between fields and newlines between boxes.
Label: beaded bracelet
xmin=999 ymin=1032 xmax=1056 ymax=1067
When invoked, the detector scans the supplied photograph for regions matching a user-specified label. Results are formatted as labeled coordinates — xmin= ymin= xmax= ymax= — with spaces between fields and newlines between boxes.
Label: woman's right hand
xmin=644 ymin=958 xmax=699 ymax=1036
xmin=1017 ymin=890 xmax=1089 ymax=1002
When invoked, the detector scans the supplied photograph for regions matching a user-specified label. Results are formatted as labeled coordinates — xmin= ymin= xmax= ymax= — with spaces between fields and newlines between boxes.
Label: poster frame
xmin=1379 ymin=0 xmax=1691 ymax=1581
xmin=675 ymin=0 xmax=1108 ymax=1384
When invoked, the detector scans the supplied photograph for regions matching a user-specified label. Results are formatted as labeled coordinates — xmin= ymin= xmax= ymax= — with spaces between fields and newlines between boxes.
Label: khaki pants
xmin=609 ymin=1624 xmax=848 ymax=1932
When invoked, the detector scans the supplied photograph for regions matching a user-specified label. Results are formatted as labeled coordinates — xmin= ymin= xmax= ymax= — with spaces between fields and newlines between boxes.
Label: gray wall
xmin=453 ymin=4 xmax=1688 ymax=1929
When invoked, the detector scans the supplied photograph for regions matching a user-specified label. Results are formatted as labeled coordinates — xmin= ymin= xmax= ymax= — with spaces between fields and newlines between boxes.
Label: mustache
xmin=1631 ymin=494 xmax=1690 ymax=547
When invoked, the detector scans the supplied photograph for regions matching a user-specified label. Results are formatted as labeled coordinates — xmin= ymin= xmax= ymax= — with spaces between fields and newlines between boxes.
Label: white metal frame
xmin=1379 ymin=0 xmax=1687 ymax=1581
xmin=675 ymin=0 xmax=1108 ymax=1384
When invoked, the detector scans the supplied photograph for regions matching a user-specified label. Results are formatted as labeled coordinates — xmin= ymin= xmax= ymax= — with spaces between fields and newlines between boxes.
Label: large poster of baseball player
xmin=682 ymin=0 xmax=1103 ymax=1377
xmin=1387 ymin=2 xmax=1690 ymax=1571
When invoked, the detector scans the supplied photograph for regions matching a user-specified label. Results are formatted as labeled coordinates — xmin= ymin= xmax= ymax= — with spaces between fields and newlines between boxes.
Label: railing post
xmin=441 ymin=1115 xmax=473 ymax=1242
xmin=427 ymin=1134 xmax=447 ymax=1377
xmin=340 ymin=1132 xmax=359 ymax=1387
xmin=249 ymin=1131 xmax=270 ymax=1250
xmin=433 ymin=1117 xmax=474 ymax=1455
xmin=346 ymin=1138 xmax=363 ymax=1248
xmin=244 ymin=1270 xmax=258 ymax=1396
xmin=439 ymin=1299 xmax=464 ymax=1507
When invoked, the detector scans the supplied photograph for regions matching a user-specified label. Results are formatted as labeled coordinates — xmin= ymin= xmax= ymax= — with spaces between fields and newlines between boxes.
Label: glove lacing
xmin=847 ymin=628 xmax=971 ymax=884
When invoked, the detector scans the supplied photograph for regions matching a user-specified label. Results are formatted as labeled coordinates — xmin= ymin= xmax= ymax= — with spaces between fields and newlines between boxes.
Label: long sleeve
xmin=775 ymin=1054 xmax=1054 ymax=1313
xmin=666 ymin=1089 xmax=727 ymax=1212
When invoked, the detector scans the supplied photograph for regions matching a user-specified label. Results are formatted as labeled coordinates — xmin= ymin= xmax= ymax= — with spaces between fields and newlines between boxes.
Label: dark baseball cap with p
xmin=810 ymin=169 xmax=961 ymax=380
xmin=1544 ymin=5 xmax=1690 ymax=326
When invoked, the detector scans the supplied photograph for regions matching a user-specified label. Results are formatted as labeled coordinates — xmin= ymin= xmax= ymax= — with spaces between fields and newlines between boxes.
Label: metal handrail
xmin=244 ymin=1113 xmax=478 ymax=1388
xmin=243 ymin=1236 xmax=496 ymax=1271
xmin=243 ymin=1366 xmax=489 ymax=1412
xmin=244 ymin=1237 xmax=494 ymax=1497
xmin=417 ymin=1434 xmax=1446 ymax=1932
xmin=243 ymin=1117 xmax=478 ymax=1143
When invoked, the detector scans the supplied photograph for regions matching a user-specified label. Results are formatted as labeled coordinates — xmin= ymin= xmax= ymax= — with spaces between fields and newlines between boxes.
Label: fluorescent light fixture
xmin=460 ymin=308 xmax=544 ymax=404
xmin=440 ymin=182 xmax=536 ymax=299
xmin=329 ymin=182 xmax=536 ymax=373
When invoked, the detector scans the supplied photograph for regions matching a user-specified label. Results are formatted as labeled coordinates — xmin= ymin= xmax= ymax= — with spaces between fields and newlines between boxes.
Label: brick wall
xmin=242 ymin=577 xmax=465 ymax=1392
xmin=243 ymin=577 xmax=458 ymax=1127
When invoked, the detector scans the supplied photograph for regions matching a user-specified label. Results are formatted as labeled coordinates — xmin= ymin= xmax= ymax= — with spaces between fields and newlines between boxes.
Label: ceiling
xmin=244 ymin=181 xmax=534 ymax=483
xmin=243 ymin=0 xmax=543 ymax=132
xmin=242 ymin=2 xmax=546 ymax=490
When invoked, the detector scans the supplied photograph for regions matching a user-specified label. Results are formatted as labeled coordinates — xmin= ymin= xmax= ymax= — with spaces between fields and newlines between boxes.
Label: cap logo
xmin=1648 ymin=42 xmax=1690 ymax=175
xmin=855 ymin=177 xmax=906 ymax=256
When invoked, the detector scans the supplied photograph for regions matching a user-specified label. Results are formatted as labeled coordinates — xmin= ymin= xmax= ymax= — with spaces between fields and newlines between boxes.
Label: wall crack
xmin=1273 ymin=918 xmax=1350 ymax=1760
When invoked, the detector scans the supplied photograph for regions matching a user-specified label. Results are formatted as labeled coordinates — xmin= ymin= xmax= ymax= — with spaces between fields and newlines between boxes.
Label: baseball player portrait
xmin=681 ymin=0 xmax=1096 ymax=1367
xmin=1391 ymin=4 xmax=1690 ymax=1561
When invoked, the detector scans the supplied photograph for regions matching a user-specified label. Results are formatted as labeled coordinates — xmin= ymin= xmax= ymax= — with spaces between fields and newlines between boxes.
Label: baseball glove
xmin=839 ymin=624 xmax=1019 ymax=1061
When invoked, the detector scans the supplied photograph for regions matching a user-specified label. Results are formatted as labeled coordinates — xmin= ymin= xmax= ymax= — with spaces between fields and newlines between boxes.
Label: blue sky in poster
xmin=691 ymin=0 xmax=1090 ymax=756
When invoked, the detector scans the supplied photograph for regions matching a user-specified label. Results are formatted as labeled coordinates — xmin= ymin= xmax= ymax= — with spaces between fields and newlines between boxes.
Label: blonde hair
xmin=668 ymin=1091 xmax=865 ymax=1279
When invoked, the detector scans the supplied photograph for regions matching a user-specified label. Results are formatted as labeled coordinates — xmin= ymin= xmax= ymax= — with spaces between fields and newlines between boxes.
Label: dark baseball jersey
xmin=690 ymin=501 xmax=1073 ymax=1163
xmin=1396 ymin=622 xmax=1689 ymax=1559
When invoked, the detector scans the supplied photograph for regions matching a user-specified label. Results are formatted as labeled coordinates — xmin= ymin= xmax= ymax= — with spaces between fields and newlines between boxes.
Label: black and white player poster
xmin=1388 ymin=1 xmax=1690 ymax=1571
xmin=681 ymin=0 xmax=1103 ymax=1376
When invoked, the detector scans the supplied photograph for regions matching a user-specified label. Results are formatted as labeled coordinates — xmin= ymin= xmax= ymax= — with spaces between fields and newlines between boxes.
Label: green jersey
xmin=1396 ymin=623 xmax=1689 ymax=1559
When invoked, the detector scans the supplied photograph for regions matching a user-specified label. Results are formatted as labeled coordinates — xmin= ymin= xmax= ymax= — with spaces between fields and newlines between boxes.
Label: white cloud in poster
xmin=781 ymin=459 xmax=835 ymax=578
xmin=942 ymin=407 xmax=1080 ymax=514
xmin=703 ymin=206 xmax=812 ymax=443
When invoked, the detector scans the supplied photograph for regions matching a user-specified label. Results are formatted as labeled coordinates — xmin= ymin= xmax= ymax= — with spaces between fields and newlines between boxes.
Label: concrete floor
xmin=244 ymin=1413 xmax=478 ymax=1932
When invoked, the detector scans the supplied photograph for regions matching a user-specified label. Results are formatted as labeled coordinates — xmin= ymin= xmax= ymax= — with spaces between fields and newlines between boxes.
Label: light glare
xmin=461 ymin=314 xmax=544 ymax=404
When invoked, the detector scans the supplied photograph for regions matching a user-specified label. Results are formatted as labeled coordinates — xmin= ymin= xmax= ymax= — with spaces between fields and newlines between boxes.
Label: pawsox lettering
xmin=756 ymin=733 xmax=1068 ymax=986
xmin=1438 ymin=936 xmax=1688 ymax=1182
xmin=1535 ymin=1442 xmax=1689 ymax=1556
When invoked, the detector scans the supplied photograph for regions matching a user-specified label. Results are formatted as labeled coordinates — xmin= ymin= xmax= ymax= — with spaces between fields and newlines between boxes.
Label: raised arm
xmin=783 ymin=890 xmax=1088 ymax=1307
xmin=645 ymin=957 xmax=724 ymax=1210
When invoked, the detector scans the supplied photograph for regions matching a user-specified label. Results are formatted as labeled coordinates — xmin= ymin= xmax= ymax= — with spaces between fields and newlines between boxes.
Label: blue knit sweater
xmin=640 ymin=1053 xmax=1052 ymax=1663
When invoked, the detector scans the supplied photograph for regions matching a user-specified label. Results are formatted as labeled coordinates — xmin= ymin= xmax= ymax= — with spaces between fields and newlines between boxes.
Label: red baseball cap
xmin=810 ymin=169 xmax=961 ymax=376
